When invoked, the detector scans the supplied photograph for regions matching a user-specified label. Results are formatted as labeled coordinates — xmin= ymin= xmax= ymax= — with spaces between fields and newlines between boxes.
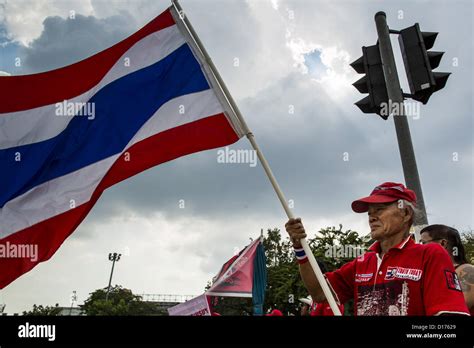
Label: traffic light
xmin=398 ymin=23 xmax=450 ymax=104
xmin=350 ymin=44 xmax=389 ymax=119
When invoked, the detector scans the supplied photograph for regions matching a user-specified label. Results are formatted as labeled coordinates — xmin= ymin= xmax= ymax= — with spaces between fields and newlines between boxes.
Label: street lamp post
xmin=105 ymin=252 xmax=121 ymax=301
xmin=69 ymin=290 xmax=77 ymax=315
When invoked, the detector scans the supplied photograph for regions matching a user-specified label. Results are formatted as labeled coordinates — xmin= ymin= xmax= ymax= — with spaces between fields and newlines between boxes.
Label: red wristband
xmin=297 ymin=257 xmax=309 ymax=265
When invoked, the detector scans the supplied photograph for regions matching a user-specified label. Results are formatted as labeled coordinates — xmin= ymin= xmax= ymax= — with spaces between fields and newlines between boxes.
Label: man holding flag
xmin=286 ymin=182 xmax=470 ymax=316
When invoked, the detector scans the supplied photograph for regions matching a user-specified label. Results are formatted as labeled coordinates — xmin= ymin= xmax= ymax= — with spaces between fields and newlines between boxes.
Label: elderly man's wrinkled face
xmin=368 ymin=201 xmax=410 ymax=240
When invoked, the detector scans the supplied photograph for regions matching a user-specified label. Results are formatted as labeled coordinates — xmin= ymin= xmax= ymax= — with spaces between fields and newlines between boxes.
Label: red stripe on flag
xmin=0 ymin=113 xmax=239 ymax=288
xmin=0 ymin=9 xmax=175 ymax=113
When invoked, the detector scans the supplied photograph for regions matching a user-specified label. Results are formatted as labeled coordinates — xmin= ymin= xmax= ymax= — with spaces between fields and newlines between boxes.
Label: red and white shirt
xmin=325 ymin=236 xmax=470 ymax=316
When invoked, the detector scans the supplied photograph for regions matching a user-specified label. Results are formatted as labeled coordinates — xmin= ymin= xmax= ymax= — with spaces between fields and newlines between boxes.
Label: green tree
xmin=461 ymin=230 xmax=474 ymax=263
xmin=308 ymin=224 xmax=372 ymax=269
xmin=22 ymin=303 xmax=61 ymax=316
xmin=262 ymin=228 xmax=305 ymax=315
xmin=80 ymin=285 xmax=166 ymax=316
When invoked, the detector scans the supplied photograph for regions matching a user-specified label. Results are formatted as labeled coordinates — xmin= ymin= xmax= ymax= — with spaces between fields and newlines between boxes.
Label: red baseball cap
xmin=351 ymin=182 xmax=417 ymax=213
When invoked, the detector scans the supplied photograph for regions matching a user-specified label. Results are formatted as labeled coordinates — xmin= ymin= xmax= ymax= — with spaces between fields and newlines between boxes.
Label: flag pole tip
xmin=375 ymin=11 xmax=386 ymax=19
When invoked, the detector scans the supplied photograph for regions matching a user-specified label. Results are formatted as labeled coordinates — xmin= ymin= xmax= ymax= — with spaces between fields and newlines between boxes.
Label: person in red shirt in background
xmin=299 ymin=296 xmax=312 ymax=316
xmin=420 ymin=224 xmax=474 ymax=316
xmin=286 ymin=182 xmax=470 ymax=316
xmin=310 ymin=301 xmax=344 ymax=316
xmin=300 ymin=271 xmax=345 ymax=315
xmin=308 ymin=259 xmax=345 ymax=315
xmin=265 ymin=309 xmax=284 ymax=316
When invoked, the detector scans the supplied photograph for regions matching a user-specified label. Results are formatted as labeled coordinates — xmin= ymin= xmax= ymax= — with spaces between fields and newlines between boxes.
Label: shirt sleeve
xmin=325 ymin=259 xmax=356 ymax=305
xmin=310 ymin=301 xmax=345 ymax=316
xmin=422 ymin=244 xmax=470 ymax=316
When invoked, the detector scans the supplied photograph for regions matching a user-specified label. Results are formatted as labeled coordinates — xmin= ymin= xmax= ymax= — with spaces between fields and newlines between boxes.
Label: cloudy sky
xmin=0 ymin=0 xmax=472 ymax=313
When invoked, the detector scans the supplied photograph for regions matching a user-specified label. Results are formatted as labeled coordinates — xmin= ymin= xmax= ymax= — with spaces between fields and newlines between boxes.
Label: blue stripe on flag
xmin=0 ymin=44 xmax=210 ymax=207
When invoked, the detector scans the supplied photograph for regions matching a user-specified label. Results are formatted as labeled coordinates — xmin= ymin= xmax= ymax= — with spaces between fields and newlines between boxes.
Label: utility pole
xmin=69 ymin=290 xmax=77 ymax=315
xmin=351 ymin=11 xmax=451 ymax=240
xmin=374 ymin=12 xmax=428 ymax=228
xmin=105 ymin=252 xmax=121 ymax=301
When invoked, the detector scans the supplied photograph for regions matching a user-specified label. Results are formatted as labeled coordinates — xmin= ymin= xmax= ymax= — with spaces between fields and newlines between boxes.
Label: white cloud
xmin=270 ymin=0 xmax=279 ymax=11
xmin=286 ymin=37 xmax=315 ymax=74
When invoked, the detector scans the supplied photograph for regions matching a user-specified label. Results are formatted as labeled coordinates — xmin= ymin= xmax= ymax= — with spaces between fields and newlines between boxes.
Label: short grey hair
xmin=398 ymin=199 xmax=420 ymax=226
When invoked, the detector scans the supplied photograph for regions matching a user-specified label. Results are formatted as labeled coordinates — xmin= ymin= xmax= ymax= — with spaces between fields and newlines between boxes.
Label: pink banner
xmin=206 ymin=239 xmax=260 ymax=297
xmin=167 ymin=294 xmax=211 ymax=316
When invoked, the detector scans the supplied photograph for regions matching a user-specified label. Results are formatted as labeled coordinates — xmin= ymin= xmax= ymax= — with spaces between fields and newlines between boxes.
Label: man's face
xmin=300 ymin=304 xmax=309 ymax=316
xmin=420 ymin=232 xmax=438 ymax=245
xmin=420 ymin=231 xmax=448 ymax=248
xmin=368 ymin=201 xmax=407 ymax=240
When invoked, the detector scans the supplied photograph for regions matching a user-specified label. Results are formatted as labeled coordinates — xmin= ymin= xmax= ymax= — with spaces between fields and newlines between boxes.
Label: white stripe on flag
xmin=0 ymin=25 xmax=185 ymax=150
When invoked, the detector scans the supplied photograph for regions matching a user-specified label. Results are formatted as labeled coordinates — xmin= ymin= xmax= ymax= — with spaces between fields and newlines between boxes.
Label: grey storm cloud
xmin=76 ymin=0 xmax=473 ymax=234
xmin=20 ymin=12 xmax=136 ymax=73
xmin=8 ymin=0 xmax=473 ymax=240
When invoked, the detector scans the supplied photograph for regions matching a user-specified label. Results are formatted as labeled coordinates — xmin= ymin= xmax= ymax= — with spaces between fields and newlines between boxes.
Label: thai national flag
xmin=0 ymin=7 xmax=243 ymax=288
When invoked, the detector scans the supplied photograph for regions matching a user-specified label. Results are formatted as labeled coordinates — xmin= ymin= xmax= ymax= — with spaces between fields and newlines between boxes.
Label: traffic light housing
xmin=350 ymin=44 xmax=389 ymax=119
xmin=398 ymin=23 xmax=450 ymax=104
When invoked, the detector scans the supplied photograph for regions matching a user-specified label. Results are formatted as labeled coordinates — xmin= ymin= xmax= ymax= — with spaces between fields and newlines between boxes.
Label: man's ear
xmin=402 ymin=207 xmax=412 ymax=223
xmin=440 ymin=239 xmax=449 ymax=249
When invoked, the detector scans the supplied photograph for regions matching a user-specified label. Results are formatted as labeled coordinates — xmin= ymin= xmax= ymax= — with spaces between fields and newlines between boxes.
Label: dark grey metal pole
xmin=105 ymin=259 xmax=115 ymax=301
xmin=374 ymin=11 xmax=428 ymax=229
xmin=105 ymin=253 xmax=119 ymax=301
xmin=69 ymin=290 xmax=76 ymax=315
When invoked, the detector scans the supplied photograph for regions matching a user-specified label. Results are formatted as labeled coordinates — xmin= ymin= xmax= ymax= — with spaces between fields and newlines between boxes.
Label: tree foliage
xmin=461 ymin=230 xmax=474 ymax=263
xmin=22 ymin=303 xmax=61 ymax=316
xmin=264 ymin=225 xmax=371 ymax=315
xmin=80 ymin=285 xmax=166 ymax=316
